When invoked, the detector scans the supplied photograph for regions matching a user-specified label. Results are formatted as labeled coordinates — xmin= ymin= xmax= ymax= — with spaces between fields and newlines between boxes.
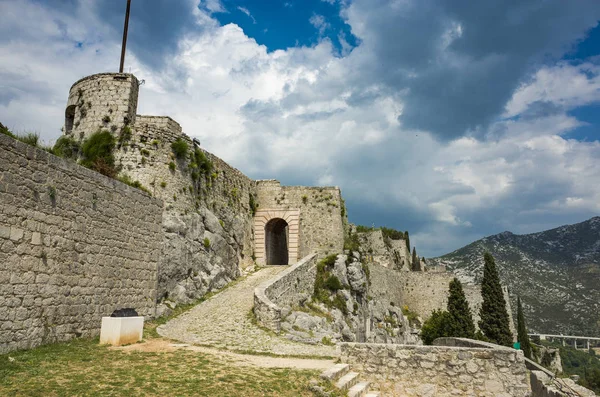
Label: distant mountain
xmin=429 ymin=217 xmax=600 ymax=337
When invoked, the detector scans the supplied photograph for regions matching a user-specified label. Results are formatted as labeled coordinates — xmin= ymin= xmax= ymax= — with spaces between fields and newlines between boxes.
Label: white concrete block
xmin=99 ymin=316 xmax=144 ymax=346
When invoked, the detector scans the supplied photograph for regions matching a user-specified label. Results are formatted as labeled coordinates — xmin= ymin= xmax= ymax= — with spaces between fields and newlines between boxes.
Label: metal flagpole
xmin=119 ymin=0 xmax=132 ymax=73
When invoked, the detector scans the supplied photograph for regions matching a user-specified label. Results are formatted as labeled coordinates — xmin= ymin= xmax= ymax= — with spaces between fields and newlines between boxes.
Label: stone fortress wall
xmin=255 ymin=180 xmax=345 ymax=260
xmin=340 ymin=340 xmax=529 ymax=397
xmin=0 ymin=133 xmax=163 ymax=354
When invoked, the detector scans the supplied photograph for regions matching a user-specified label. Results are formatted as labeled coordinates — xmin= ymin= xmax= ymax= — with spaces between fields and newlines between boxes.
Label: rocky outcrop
xmin=532 ymin=343 xmax=563 ymax=375
xmin=280 ymin=253 xmax=420 ymax=345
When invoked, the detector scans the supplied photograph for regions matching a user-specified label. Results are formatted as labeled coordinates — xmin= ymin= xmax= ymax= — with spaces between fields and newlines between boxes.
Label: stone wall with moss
xmin=0 ymin=133 xmax=162 ymax=354
xmin=255 ymin=180 xmax=345 ymax=258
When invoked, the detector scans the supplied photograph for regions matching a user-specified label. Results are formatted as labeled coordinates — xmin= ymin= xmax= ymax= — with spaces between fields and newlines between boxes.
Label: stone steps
xmin=348 ymin=381 xmax=371 ymax=397
xmin=320 ymin=363 xmax=350 ymax=382
xmin=320 ymin=364 xmax=381 ymax=396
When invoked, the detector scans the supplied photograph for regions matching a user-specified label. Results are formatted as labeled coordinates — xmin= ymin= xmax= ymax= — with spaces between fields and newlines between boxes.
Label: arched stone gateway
xmin=265 ymin=218 xmax=289 ymax=265
xmin=254 ymin=209 xmax=300 ymax=266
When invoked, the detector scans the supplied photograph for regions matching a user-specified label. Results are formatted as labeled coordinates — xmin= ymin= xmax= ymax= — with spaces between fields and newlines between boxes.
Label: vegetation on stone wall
xmin=52 ymin=136 xmax=81 ymax=160
xmin=313 ymin=254 xmax=348 ymax=314
xmin=80 ymin=130 xmax=116 ymax=176
xmin=479 ymin=252 xmax=513 ymax=346
xmin=171 ymin=138 xmax=189 ymax=159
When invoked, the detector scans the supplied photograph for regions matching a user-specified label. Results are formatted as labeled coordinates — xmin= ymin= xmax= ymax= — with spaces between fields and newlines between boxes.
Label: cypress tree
xmin=447 ymin=278 xmax=475 ymax=339
xmin=516 ymin=296 xmax=532 ymax=359
xmin=405 ymin=231 xmax=410 ymax=252
xmin=479 ymin=252 xmax=513 ymax=346
xmin=412 ymin=247 xmax=420 ymax=271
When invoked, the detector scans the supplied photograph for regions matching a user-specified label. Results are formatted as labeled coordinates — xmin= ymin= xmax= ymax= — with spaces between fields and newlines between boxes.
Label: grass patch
xmin=0 ymin=337 xmax=324 ymax=396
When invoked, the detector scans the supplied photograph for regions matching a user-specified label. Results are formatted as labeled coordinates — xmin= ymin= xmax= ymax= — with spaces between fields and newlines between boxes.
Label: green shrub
xmin=192 ymin=148 xmax=213 ymax=174
xmin=140 ymin=149 xmax=150 ymax=157
xmin=171 ymin=138 xmax=189 ymax=159
xmin=168 ymin=161 xmax=176 ymax=171
xmin=52 ymin=136 xmax=81 ymax=160
xmin=160 ymin=181 xmax=167 ymax=188
xmin=81 ymin=130 xmax=116 ymax=177
xmin=321 ymin=336 xmax=335 ymax=346
xmin=117 ymin=174 xmax=151 ymax=195
xmin=302 ymin=195 xmax=308 ymax=204
xmin=102 ymin=115 xmax=111 ymax=123
xmin=203 ymin=238 xmax=210 ymax=249
xmin=324 ymin=275 xmax=342 ymax=291
xmin=249 ymin=193 xmax=258 ymax=216
xmin=420 ymin=309 xmax=451 ymax=345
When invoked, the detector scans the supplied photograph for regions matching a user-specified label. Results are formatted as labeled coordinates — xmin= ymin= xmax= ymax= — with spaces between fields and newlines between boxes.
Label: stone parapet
xmin=339 ymin=340 xmax=529 ymax=397
xmin=253 ymin=253 xmax=317 ymax=332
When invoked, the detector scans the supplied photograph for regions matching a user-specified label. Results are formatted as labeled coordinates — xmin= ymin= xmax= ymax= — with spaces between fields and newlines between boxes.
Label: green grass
xmin=0 ymin=337 xmax=324 ymax=397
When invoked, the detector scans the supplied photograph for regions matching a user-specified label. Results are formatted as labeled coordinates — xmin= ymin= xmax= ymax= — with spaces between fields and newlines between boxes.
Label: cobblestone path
xmin=158 ymin=266 xmax=338 ymax=358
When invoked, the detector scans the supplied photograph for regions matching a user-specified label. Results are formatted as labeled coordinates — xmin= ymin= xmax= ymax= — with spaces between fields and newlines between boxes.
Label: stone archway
xmin=265 ymin=218 xmax=289 ymax=265
xmin=254 ymin=209 xmax=300 ymax=266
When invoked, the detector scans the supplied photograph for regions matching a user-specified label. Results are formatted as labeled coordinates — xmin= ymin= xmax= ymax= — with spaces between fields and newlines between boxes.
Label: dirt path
xmin=113 ymin=339 xmax=335 ymax=370
xmin=157 ymin=266 xmax=338 ymax=361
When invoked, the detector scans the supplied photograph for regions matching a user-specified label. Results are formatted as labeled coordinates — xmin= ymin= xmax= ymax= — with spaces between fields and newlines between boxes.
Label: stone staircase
xmin=320 ymin=363 xmax=381 ymax=397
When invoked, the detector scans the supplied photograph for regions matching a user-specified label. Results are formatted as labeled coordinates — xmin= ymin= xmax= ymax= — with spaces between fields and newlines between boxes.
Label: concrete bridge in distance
xmin=529 ymin=334 xmax=600 ymax=350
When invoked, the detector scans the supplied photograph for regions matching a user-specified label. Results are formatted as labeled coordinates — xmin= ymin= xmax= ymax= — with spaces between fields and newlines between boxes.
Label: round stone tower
xmin=63 ymin=73 xmax=139 ymax=140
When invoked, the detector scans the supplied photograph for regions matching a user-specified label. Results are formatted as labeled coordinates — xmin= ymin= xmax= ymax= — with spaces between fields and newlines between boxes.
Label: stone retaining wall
xmin=253 ymin=254 xmax=317 ymax=332
xmin=0 ymin=134 xmax=163 ymax=353
xmin=339 ymin=341 xmax=529 ymax=397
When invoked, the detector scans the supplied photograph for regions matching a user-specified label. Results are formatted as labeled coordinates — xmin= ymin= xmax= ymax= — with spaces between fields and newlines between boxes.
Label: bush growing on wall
xmin=52 ymin=136 xmax=81 ymax=160
xmin=171 ymin=138 xmax=189 ymax=159
xmin=81 ymin=130 xmax=117 ymax=177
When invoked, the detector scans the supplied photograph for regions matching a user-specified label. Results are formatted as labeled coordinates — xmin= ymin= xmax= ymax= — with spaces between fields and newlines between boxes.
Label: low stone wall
xmin=0 ymin=134 xmax=163 ymax=353
xmin=339 ymin=340 xmax=529 ymax=397
xmin=253 ymin=253 xmax=317 ymax=332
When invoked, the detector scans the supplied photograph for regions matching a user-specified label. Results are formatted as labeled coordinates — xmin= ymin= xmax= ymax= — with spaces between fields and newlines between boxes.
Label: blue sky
xmin=1 ymin=0 xmax=600 ymax=256
xmin=212 ymin=0 xmax=358 ymax=53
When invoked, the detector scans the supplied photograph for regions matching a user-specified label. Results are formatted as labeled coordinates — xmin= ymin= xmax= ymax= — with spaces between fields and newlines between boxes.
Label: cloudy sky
xmin=1 ymin=0 xmax=600 ymax=257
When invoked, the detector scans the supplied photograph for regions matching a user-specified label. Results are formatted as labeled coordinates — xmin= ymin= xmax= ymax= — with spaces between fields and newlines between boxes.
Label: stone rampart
xmin=0 ymin=133 xmax=163 ymax=353
xmin=339 ymin=340 xmax=529 ymax=397
xmin=254 ymin=253 xmax=317 ymax=332
xmin=256 ymin=180 xmax=344 ymax=259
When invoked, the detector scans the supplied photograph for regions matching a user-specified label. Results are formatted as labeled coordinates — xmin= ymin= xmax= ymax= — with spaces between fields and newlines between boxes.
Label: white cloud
xmin=505 ymin=61 xmax=600 ymax=118
xmin=236 ymin=6 xmax=256 ymax=24
xmin=309 ymin=14 xmax=331 ymax=36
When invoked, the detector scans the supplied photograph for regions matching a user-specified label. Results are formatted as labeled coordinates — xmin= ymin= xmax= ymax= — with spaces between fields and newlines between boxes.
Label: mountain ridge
xmin=429 ymin=216 xmax=600 ymax=337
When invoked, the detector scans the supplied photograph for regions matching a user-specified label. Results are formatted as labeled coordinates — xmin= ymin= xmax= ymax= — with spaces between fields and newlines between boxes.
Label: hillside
xmin=429 ymin=217 xmax=600 ymax=337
